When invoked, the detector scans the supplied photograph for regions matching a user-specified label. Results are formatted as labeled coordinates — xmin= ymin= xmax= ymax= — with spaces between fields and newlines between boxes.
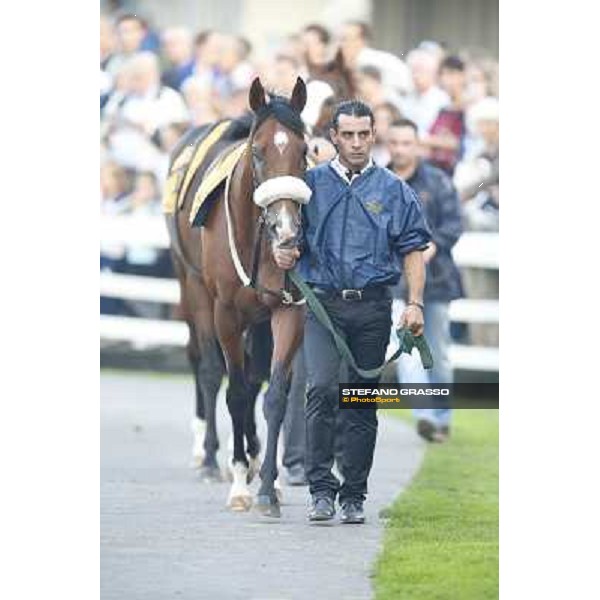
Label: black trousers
xmin=303 ymin=294 xmax=392 ymax=503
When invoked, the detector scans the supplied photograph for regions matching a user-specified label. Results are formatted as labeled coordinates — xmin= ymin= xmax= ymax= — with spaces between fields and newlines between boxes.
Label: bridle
xmin=223 ymin=127 xmax=310 ymax=305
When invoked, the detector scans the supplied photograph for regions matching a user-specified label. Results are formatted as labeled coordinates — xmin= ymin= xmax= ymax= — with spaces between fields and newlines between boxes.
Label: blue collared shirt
xmin=297 ymin=159 xmax=431 ymax=290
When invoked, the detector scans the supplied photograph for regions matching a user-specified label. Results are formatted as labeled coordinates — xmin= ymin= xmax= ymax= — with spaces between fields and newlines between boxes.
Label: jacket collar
xmin=329 ymin=155 xmax=375 ymax=184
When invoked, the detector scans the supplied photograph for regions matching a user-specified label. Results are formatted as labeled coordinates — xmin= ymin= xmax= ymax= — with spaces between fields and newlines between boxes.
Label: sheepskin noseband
xmin=253 ymin=176 xmax=312 ymax=208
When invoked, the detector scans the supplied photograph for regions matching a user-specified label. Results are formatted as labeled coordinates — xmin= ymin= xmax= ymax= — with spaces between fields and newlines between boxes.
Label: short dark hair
xmin=358 ymin=65 xmax=382 ymax=83
xmin=115 ymin=13 xmax=147 ymax=29
xmin=390 ymin=118 xmax=419 ymax=135
xmin=346 ymin=21 xmax=372 ymax=42
xmin=332 ymin=100 xmax=374 ymax=130
xmin=440 ymin=55 xmax=465 ymax=73
xmin=303 ymin=23 xmax=331 ymax=45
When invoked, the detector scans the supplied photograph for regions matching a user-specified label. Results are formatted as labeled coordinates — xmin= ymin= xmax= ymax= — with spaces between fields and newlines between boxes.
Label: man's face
xmin=272 ymin=58 xmax=298 ymax=95
xmin=410 ymin=54 xmax=437 ymax=93
xmin=386 ymin=125 xmax=419 ymax=170
xmin=339 ymin=25 xmax=363 ymax=63
xmin=355 ymin=72 xmax=378 ymax=102
xmin=439 ymin=67 xmax=466 ymax=98
xmin=302 ymin=30 xmax=326 ymax=64
xmin=117 ymin=18 xmax=145 ymax=54
xmin=330 ymin=114 xmax=375 ymax=170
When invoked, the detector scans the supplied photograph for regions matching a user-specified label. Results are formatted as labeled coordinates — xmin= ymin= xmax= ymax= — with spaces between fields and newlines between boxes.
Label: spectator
xmin=455 ymin=97 xmax=499 ymax=230
xmin=115 ymin=13 xmax=149 ymax=56
xmin=401 ymin=48 xmax=450 ymax=135
xmin=465 ymin=57 xmax=499 ymax=107
xmin=104 ymin=52 xmax=189 ymax=177
xmin=185 ymin=30 xmax=223 ymax=95
xmin=355 ymin=65 xmax=402 ymax=111
xmin=100 ymin=160 xmax=131 ymax=315
xmin=181 ymin=77 xmax=221 ymax=125
xmin=100 ymin=160 xmax=131 ymax=215
xmin=217 ymin=35 xmax=255 ymax=98
xmin=372 ymin=101 xmax=402 ymax=166
xmin=269 ymin=54 xmax=302 ymax=96
xmin=301 ymin=24 xmax=331 ymax=67
xmin=339 ymin=21 xmax=412 ymax=96
xmin=221 ymin=86 xmax=252 ymax=119
xmin=100 ymin=16 xmax=122 ymax=82
xmin=422 ymin=55 xmax=467 ymax=175
xmin=160 ymin=27 xmax=194 ymax=91
xmin=386 ymin=118 xmax=463 ymax=443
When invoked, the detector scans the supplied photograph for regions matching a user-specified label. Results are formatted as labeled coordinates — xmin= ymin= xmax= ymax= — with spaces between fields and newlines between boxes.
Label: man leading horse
xmin=274 ymin=100 xmax=431 ymax=524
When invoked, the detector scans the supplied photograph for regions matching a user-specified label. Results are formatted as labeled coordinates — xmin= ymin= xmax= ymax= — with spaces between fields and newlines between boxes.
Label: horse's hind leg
xmin=256 ymin=306 xmax=304 ymax=518
xmin=187 ymin=328 xmax=206 ymax=468
xmin=189 ymin=277 xmax=225 ymax=482
xmin=172 ymin=253 xmax=207 ymax=469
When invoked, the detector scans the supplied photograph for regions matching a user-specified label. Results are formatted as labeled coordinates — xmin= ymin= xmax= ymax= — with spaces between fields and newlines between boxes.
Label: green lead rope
xmin=287 ymin=270 xmax=434 ymax=379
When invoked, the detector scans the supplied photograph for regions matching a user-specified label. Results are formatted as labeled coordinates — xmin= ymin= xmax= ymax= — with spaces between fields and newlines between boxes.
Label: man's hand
xmin=399 ymin=304 xmax=424 ymax=336
xmin=273 ymin=246 xmax=300 ymax=270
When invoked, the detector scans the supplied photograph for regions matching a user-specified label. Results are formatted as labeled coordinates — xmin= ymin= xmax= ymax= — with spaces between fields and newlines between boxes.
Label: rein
xmin=287 ymin=270 xmax=434 ymax=378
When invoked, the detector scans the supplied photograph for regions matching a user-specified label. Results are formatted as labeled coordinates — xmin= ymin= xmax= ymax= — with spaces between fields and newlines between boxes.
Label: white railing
xmin=100 ymin=216 xmax=499 ymax=371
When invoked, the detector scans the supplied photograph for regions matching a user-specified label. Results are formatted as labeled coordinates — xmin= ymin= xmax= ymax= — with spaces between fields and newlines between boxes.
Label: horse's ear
xmin=290 ymin=77 xmax=307 ymax=113
xmin=249 ymin=77 xmax=266 ymax=112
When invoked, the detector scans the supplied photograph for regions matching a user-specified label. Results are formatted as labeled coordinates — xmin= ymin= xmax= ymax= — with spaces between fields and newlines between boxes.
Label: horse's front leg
xmin=214 ymin=301 xmax=253 ymax=511
xmin=256 ymin=305 xmax=304 ymax=517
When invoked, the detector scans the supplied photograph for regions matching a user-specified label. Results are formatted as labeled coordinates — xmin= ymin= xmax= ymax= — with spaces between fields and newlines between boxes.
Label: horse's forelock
xmin=251 ymin=95 xmax=305 ymax=138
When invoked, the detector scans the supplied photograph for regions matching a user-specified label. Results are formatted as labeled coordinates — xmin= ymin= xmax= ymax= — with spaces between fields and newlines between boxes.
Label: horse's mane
xmin=218 ymin=93 xmax=305 ymax=146
xmin=221 ymin=114 xmax=254 ymax=142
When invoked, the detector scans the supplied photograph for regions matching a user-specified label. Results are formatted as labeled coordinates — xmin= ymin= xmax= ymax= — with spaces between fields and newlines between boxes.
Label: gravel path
xmin=101 ymin=371 xmax=425 ymax=600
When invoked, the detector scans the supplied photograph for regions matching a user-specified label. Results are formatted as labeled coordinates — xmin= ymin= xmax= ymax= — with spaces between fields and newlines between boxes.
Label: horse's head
xmin=248 ymin=77 xmax=310 ymax=250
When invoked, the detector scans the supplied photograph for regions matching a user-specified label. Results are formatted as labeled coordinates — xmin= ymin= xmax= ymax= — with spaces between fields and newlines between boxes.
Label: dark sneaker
xmin=308 ymin=495 xmax=335 ymax=522
xmin=286 ymin=464 xmax=308 ymax=486
xmin=340 ymin=501 xmax=365 ymax=524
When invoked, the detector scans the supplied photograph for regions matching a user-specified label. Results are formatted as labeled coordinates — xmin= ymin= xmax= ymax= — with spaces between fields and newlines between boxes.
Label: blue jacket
xmin=390 ymin=161 xmax=464 ymax=302
xmin=297 ymin=162 xmax=431 ymax=290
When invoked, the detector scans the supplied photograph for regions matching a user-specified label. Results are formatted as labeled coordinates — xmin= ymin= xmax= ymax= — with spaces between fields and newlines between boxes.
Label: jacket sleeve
xmin=389 ymin=180 xmax=432 ymax=255
xmin=297 ymin=171 xmax=315 ymax=255
xmin=432 ymin=173 xmax=463 ymax=251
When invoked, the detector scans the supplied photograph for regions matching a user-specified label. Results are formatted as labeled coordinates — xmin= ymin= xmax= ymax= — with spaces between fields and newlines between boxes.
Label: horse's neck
xmin=230 ymin=151 xmax=258 ymax=243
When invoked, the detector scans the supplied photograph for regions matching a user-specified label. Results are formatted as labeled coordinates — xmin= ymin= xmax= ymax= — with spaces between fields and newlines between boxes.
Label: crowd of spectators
xmin=100 ymin=12 xmax=499 ymax=320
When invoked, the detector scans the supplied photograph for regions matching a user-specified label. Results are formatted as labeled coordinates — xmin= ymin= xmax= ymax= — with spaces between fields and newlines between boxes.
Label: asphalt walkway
xmin=101 ymin=372 xmax=425 ymax=600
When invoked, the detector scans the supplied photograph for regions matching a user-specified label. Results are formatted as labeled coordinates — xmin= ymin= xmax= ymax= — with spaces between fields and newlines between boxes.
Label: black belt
xmin=311 ymin=286 xmax=391 ymax=301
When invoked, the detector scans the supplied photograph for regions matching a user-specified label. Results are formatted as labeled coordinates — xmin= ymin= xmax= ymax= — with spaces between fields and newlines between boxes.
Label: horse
xmin=167 ymin=77 xmax=310 ymax=516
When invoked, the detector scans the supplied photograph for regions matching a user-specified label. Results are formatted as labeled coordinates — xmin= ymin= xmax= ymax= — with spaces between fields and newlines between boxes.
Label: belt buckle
xmin=342 ymin=289 xmax=362 ymax=301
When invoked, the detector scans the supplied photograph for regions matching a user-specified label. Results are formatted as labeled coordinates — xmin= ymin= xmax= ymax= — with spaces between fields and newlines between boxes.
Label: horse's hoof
xmin=198 ymin=464 xmax=222 ymax=483
xmin=255 ymin=494 xmax=281 ymax=518
xmin=228 ymin=494 xmax=253 ymax=512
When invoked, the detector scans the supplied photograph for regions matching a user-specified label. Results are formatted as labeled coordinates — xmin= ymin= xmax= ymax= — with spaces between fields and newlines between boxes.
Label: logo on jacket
xmin=365 ymin=199 xmax=384 ymax=215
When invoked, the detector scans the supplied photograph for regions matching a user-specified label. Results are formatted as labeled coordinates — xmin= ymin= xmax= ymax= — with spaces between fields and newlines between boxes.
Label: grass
xmin=375 ymin=409 xmax=499 ymax=600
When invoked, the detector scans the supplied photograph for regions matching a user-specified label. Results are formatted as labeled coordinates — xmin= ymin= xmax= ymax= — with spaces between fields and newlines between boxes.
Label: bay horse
xmin=167 ymin=78 xmax=310 ymax=516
